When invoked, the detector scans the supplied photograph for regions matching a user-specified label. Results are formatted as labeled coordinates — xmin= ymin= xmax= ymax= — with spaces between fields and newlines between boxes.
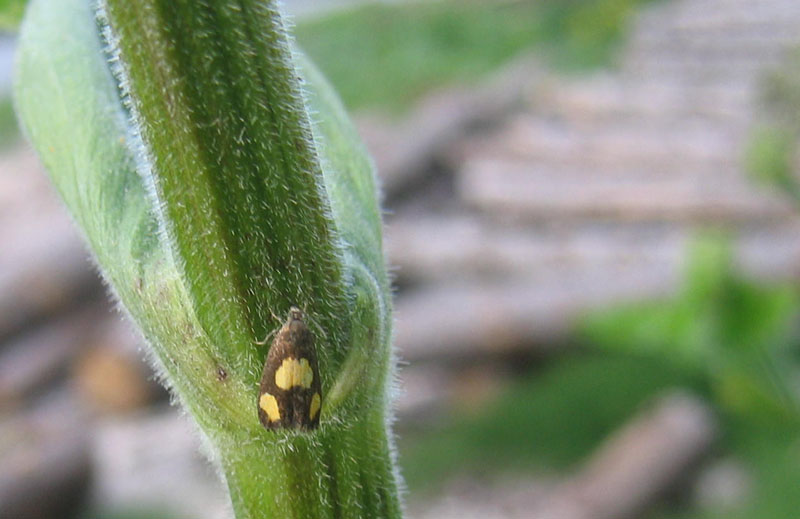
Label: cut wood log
xmin=72 ymin=316 xmax=165 ymax=414
xmin=357 ymin=55 xmax=544 ymax=200
xmin=407 ymin=392 xmax=715 ymax=519
xmin=0 ymin=304 xmax=161 ymax=414
xmin=455 ymin=115 xmax=740 ymax=172
xmin=92 ymin=408 xmax=231 ymax=519
xmin=0 ymin=146 xmax=102 ymax=341
xmin=394 ymin=364 xmax=456 ymax=423
xmin=457 ymin=156 xmax=794 ymax=223
xmin=0 ymin=308 xmax=101 ymax=411
xmin=529 ymin=391 xmax=715 ymax=519
xmin=394 ymin=275 xmax=672 ymax=362
xmin=386 ymin=213 xmax=800 ymax=284
xmin=533 ymin=75 xmax=752 ymax=127
xmin=386 ymin=213 xmax=685 ymax=283
xmin=0 ymin=399 xmax=92 ymax=519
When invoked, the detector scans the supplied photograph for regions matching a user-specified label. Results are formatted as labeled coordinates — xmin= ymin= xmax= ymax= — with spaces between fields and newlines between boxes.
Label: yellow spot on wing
xmin=310 ymin=393 xmax=321 ymax=420
xmin=275 ymin=357 xmax=314 ymax=389
xmin=259 ymin=393 xmax=280 ymax=422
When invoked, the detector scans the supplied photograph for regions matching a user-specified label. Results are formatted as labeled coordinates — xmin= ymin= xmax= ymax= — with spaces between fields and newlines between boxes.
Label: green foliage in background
xmin=718 ymin=414 xmax=800 ymax=519
xmin=581 ymin=235 xmax=800 ymax=518
xmin=400 ymin=353 xmax=695 ymax=493
xmin=762 ymin=47 xmax=800 ymax=132
xmin=15 ymin=0 xmax=398 ymax=517
xmin=0 ymin=0 xmax=25 ymax=28
xmin=2 ymin=0 xmax=653 ymax=138
xmin=0 ymin=95 xmax=19 ymax=148
xmin=649 ymin=412 xmax=800 ymax=519
xmin=296 ymin=0 xmax=654 ymax=112
xmin=581 ymin=236 xmax=800 ymax=424
xmin=402 ymin=234 xmax=800 ymax=515
xmin=745 ymin=125 xmax=796 ymax=198
xmin=746 ymin=46 xmax=800 ymax=207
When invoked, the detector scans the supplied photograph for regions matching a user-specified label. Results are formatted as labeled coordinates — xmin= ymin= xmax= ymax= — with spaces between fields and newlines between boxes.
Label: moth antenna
xmin=269 ymin=306 xmax=282 ymax=323
xmin=255 ymin=306 xmax=287 ymax=345
xmin=301 ymin=306 xmax=328 ymax=345
xmin=255 ymin=327 xmax=278 ymax=346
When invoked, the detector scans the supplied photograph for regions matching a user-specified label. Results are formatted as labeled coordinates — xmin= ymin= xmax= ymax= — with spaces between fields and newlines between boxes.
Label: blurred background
xmin=3 ymin=0 xmax=800 ymax=518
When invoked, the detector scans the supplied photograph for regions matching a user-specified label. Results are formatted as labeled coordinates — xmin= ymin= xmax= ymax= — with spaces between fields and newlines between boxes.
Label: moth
xmin=257 ymin=307 xmax=322 ymax=430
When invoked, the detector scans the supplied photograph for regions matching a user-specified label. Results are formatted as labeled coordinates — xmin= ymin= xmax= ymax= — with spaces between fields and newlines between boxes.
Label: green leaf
xmin=744 ymin=125 xmax=799 ymax=202
xmin=0 ymin=95 xmax=20 ymax=148
xmin=14 ymin=0 xmax=400 ymax=516
xmin=0 ymin=0 xmax=26 ymax=29
xmin=580 ymin=235 xmax=800 ymax=423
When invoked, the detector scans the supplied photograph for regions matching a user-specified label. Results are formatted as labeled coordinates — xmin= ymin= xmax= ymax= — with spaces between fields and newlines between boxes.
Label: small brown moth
xmin=257 ymin=307 xmax=322 ymax=430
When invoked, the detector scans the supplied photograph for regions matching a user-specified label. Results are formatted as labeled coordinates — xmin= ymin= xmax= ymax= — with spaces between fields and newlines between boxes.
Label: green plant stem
xmin=98 ymin=0 xmax=400 ymax=516
xmin=100 ymin=0 xmax=350 ymax=372
xmin=223 ymin=409 xmax=400 ymax=518
xmin=16 ymin=0 xmax=401 ymax=516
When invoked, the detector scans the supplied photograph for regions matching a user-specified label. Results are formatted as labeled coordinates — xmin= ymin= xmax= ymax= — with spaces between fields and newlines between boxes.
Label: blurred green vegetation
xmin=583 ymin=235 xmax=800 ymax=517
xmin=1 ymin=0 xmax=652 ymax=148
xmin=746 ymin=46 xmax=800 ymax=207
xmin=762 ymin=47 xmax=800 ymax=132
xmin=0 ymin=95 xmax=19 ymax=149
xmin=402 ymin=235 xmax=800 ymax=517
xmin=400 ymin=352 xmax=696 ymax=494
xmin=651 ymin=414 xmax=800 ymax=519
xmin=0 ymin=0 xmax=25 ymax=29
xmin=745 ymin=125 xmax=796 ymax=198
xmin=296 ymin=0 xmax=654 ymax=112
xmin=581 ymin=236 xmax=800 ymax=424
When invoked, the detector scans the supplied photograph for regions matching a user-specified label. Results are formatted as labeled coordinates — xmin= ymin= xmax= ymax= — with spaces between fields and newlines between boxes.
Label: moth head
xmin=288 ymin=306 xmax=304 ymax=321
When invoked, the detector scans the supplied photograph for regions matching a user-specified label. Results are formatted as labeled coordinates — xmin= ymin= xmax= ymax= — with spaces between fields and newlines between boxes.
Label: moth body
xmin=258 ymin=307 xmax=322 ymax=430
